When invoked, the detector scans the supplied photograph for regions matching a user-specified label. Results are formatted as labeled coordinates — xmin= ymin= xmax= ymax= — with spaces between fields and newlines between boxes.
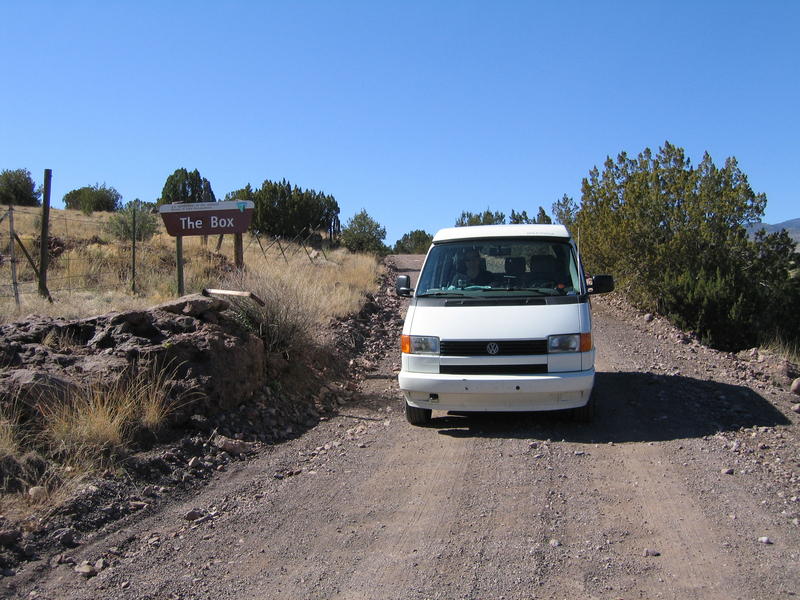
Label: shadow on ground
xmin=429 ymin=371 xmax=792 ymax=444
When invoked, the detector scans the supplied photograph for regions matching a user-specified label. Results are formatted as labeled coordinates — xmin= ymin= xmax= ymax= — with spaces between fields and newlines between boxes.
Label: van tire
xmin=405 ymin=401 xmax=432 ymax=425
xmin=572 ymin=392 xmax=595 ymax=422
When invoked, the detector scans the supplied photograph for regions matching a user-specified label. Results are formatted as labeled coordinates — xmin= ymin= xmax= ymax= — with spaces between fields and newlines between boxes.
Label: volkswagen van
xmin=395 ymin=224 xmax=614 ymax=425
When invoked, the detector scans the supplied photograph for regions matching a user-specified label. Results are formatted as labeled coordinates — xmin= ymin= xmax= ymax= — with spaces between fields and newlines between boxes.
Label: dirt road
xmin=7 ymin=255 xmax=800 ymax=600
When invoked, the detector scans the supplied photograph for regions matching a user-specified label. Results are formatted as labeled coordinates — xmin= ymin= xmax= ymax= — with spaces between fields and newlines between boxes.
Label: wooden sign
xmin=159 ymin=200 xmax=255 ymax=237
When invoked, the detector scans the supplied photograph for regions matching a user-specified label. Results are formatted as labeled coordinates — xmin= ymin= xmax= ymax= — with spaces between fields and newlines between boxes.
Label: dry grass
xmin=0 ymin=206 xmax=381 ymax=518
xmin=0 ymin=364 xmax=188 ymax=523
xmin=38 ymin=365 xmax=183 ymax=470
xmin=2 ymin=206 xmax=381 ymax=325
xmin=40 ymin=384 xmax=133 ymax=471
xmin=759 ymin=336 xmax=800 ymax=366
xmin=224 ymin=247 xmax=381 ymax=351
xmin=0 ymin=396 xmax=23 ymax=458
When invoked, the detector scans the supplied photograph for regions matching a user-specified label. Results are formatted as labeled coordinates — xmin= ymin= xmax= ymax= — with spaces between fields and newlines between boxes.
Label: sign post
xmin=159 ymin=200 xmax=255 ymax=294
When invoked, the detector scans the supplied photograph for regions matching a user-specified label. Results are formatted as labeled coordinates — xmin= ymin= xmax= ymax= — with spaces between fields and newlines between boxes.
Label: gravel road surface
xmin=6 ymin=255 xmax=800 ymax=600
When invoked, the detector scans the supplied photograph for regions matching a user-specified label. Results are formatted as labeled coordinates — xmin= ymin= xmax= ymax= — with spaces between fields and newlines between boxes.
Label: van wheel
xmin=405 ymin=401 xmax=432 ymax=425
xmin=572 ymin=392 xmax=595 ymax=422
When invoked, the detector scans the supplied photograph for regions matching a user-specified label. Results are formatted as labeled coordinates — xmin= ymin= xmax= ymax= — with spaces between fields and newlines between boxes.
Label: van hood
xmin=407 ymin=302 xmax=587 ymax=340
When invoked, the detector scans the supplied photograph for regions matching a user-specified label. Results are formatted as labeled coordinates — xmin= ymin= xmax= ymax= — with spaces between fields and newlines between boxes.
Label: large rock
xmin=0 ymin=295 xmax=267 ymax=421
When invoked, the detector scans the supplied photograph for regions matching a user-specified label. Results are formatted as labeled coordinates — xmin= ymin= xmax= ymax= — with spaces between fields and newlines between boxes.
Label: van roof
xmin=432 ymin=224 xmax=572 ymax=243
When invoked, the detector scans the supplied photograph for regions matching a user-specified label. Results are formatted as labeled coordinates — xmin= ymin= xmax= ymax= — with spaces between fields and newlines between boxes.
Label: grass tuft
xmin=759 ymin=336 xmax=800 ymax=365
xmin=223 ymin=248 xmax=381 ymax=352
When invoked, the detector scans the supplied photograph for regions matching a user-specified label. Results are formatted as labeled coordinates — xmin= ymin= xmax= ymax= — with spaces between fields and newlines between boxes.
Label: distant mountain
xmin=746 ymin=218 xmax=800 ymax=245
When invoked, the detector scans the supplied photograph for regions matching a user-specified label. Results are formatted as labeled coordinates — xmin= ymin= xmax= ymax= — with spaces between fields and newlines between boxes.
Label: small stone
xmin=183 ymin=509 xmax=204 ymax=521
xmin=74 ymin=562 xmax=97 ymax=578
xmin=213 ymin=435 xmax=252 ymax=456
xmin=792 ymin=403 xmax=800 ymax=414
xmin=791 ymin=378 xmax=800 ymax=396
xmin=188 ymin=457 xmax=202 ymax=469
xmin=53 ymin=528 xmax=74 ymax=546
xmin=644 ymin=313 xmax=654 ymax=323
xmin=721 ymin=468 xmax=734 ymax=475
xmin=758 ymin=536 xmax=772 ymax=544
xmin=644 ymin=548 xmax=661 ymax=557
xmin=0 ymin=528 xmax=21 ymax=547
xmin=130 ymin=501 xmax=149 ymax=511
xmin=549 ymin=539 xmax=561 ymax=547
xmin=28 ymin=486 xmax=47 ymax=502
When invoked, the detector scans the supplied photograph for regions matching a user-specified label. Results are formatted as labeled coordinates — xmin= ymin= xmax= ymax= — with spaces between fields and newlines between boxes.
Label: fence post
xmin=131 ymin=202 xmax=136 ymax=294
xmin=234 ymin=233 xmax=243 ymax=269
xmin=38 ymin=169 xmax=52 ymax=299
xmin=176 ymin=236 xmax=184 ymax=296
xmin=8 ymin=206 xmax=20 ymax=308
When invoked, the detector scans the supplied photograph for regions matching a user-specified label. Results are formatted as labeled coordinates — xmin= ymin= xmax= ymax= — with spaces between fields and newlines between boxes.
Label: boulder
xmin=0 ymin=295 xmax=267 ymax=422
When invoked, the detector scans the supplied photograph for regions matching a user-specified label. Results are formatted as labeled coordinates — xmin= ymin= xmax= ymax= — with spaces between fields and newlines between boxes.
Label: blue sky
xmin=2 ymin=1 xmax=798 ymax=246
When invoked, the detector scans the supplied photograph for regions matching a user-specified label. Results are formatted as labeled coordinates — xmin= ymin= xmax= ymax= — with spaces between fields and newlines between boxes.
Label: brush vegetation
xmin=0 ymin=206 xmax=381 ymax=518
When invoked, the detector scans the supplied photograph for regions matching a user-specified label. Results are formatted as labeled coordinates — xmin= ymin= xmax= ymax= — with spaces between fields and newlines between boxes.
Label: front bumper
xmin=398 ymin=369 xmax=595 ymax=412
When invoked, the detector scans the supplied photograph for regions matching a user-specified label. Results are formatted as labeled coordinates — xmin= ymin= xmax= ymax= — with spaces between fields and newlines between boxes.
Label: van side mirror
xmin=396 ymin=275 xmax=414 ymax=297
xmin=588 ymin=274 xmax=614 ymax=294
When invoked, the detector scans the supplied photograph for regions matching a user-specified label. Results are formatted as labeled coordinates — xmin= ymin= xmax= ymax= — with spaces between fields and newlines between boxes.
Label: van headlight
xmin=401 ymin=335 xmax=440 ymax=355
xmin=548 ymin=334 xmax=580 ymax=353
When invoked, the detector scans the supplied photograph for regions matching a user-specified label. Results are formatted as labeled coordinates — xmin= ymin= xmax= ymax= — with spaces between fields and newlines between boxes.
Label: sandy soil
xmin=4 ymin=254 xmax=800 ymax=600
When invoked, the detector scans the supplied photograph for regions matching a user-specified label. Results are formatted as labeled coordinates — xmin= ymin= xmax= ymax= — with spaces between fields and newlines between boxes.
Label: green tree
xmin=509 ymin=209 xmax=532 ymax=224
xmin=158 ymin=168 xmax=215 ymax=206
xmin=509 ymin=208 xmax=552 ymax=224
xmin=63 ymin=183 xmax=122 ymax=213
xmin=246 ymin=179 xmax=339 ymax=239
xmin=108 ymin=199 xmax=160 ymax=242
xmin=0 ymin=168 xmax=41 ymax=207
xmin=340 ymin=209 xmax=387 ymax=254
xmin=455 ymin=207 xmax=505 ymax=226
xmin=551 ymin=194 xmax=578 ymax=227
xmin=535 ymin=207 xmax=552 ymax=224
xmin=576 ymin=141 xmax=799 ymax=351
xmin=393 ymin=230 xmax=433 ymax=254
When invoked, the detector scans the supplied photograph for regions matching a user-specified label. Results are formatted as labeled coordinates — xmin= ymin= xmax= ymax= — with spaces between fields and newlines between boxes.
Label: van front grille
xmin=440 ymin=364 xmax=548 ymax=375
xmin=439 ymin=340 xmax=548 ymax=356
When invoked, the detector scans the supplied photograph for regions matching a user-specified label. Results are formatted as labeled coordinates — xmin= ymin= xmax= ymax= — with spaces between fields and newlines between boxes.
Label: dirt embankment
xmin=2 ymin=254 xmax=800 ymax=600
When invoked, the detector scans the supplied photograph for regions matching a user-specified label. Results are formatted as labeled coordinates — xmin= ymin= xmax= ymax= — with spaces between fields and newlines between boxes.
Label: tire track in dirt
xmin=333 ymin=426 xmax=478 ymax=599
xmin=598 ymin=442 xmax=742 ymax=599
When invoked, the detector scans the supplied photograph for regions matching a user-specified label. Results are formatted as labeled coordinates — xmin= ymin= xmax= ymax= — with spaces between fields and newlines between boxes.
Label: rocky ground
xmin=0 ymin=255 xmax=799 ymax=599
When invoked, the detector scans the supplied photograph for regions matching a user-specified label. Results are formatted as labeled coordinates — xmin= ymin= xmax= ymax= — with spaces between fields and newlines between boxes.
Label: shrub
xmin=340 ymin=209 xmax=387 ymax=255
xmin=108 ymin=200 xmax=161 ymax=242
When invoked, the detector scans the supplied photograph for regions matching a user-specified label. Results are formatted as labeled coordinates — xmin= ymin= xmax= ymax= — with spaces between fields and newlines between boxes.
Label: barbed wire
xmin=5 ymin=206 xmax=115 ymax=227
xmin=3 ymin=206 xmax=323 ymax=306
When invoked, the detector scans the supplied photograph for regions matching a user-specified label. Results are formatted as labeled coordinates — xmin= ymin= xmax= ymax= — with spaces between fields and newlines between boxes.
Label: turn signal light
xmin=580 ymin=333 xmax=592 ymax=353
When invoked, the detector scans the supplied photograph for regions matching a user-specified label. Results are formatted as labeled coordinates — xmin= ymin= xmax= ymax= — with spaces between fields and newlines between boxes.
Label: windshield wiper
xmin=481 ymin=288 xmax=547 ymax=295
xmin=417 ymin=291 xmax=466 ymax=297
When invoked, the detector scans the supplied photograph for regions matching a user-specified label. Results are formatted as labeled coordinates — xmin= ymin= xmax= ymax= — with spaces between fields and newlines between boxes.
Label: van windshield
xmin=416 ymin=239 xmax=584 ymax=297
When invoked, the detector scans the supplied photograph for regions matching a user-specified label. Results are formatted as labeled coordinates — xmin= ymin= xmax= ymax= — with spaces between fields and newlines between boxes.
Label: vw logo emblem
xmin=486 ymin=342 xmax=500 ymax=355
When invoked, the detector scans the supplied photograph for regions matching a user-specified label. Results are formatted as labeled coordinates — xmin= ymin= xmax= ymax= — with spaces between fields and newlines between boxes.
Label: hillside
xmin=747 ymin=217 xmax=800 ymax=244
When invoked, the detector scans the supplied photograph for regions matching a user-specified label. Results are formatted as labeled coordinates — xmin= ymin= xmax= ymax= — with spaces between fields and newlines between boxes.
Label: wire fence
xmin=1 ymin=204 xmax=327 ymax=305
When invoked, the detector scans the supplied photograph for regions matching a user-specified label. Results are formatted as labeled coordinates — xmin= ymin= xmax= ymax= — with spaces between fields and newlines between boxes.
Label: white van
xmin=395 ymin=224 xmax=614 ymax=425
